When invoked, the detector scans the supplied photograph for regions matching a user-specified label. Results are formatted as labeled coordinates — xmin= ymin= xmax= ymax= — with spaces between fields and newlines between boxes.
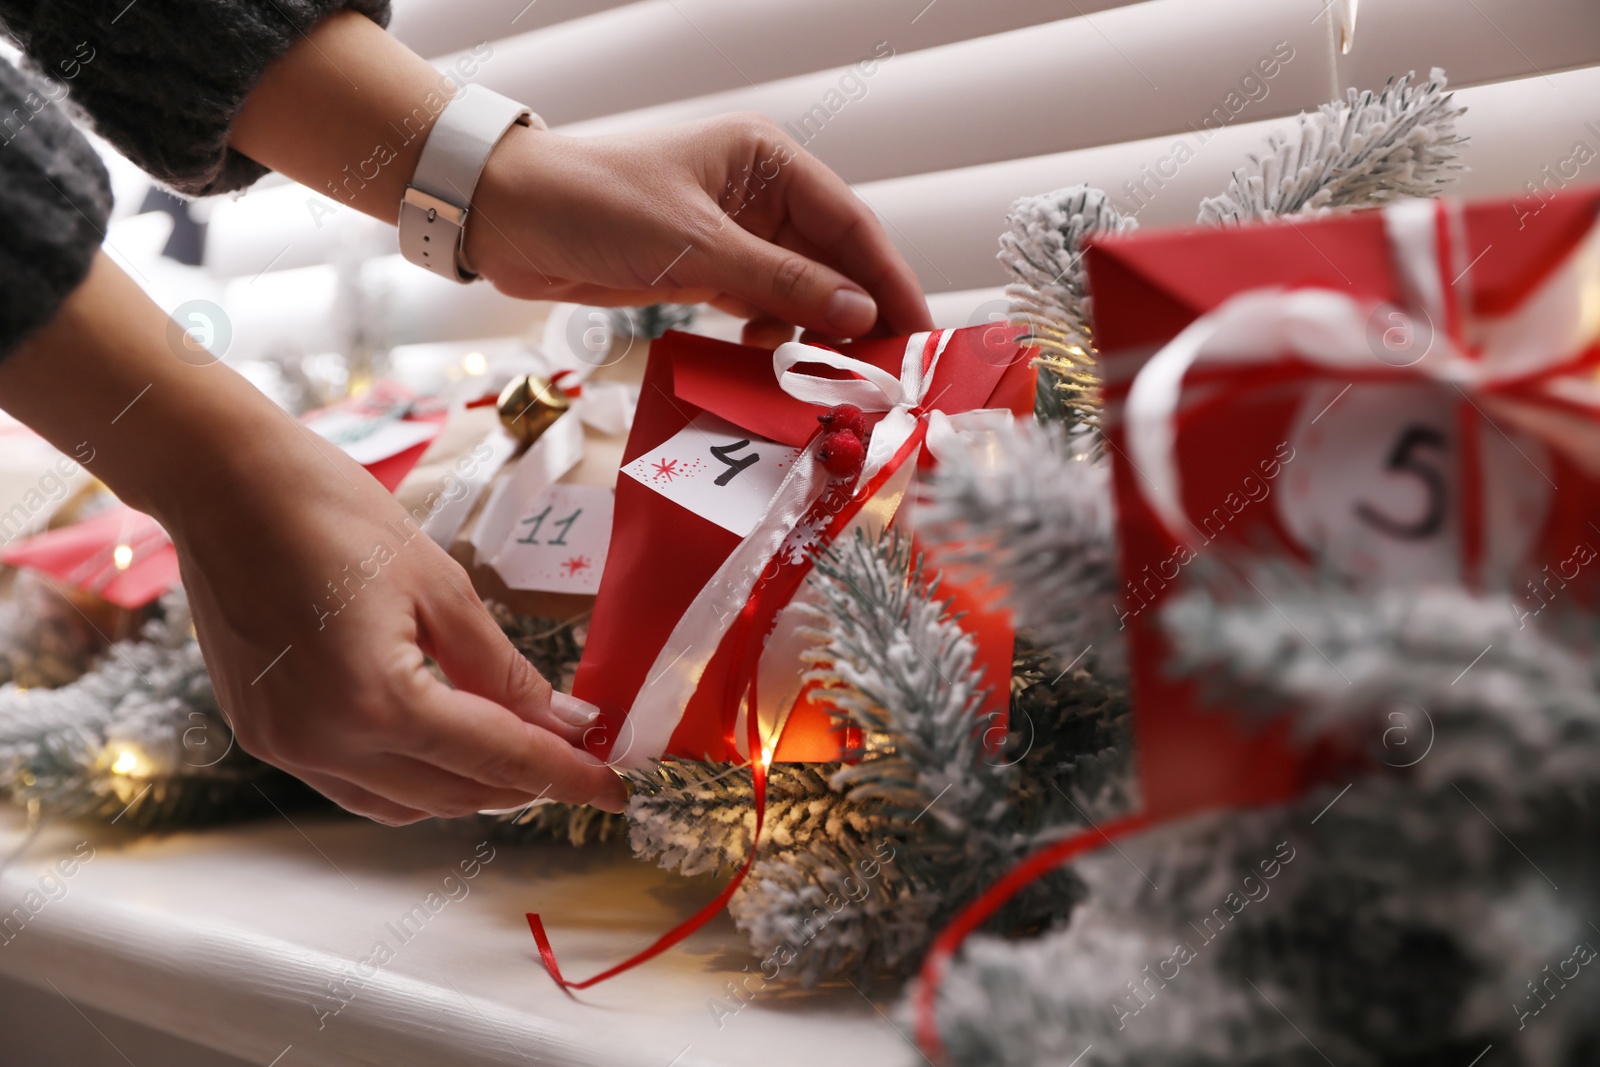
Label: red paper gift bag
xmin=912 ymin=192 xmax=1600 ymax=1054
xmin=1086 ymin=188 xmax=1600 ymax=819
xmin=573 ymin=325 xmax=1035 ymax=767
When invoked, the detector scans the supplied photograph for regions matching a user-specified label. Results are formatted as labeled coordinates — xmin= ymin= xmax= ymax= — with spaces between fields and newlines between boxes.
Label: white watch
xmin=398 ymin=85 xmax=546 ymax=283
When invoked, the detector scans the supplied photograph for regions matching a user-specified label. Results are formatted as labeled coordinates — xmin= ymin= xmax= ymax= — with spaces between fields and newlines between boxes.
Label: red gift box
xmin=1086 ymin=188 xmax=1600 ymax=820
xmin=573 ymin=325 xmax=1035 ymax=767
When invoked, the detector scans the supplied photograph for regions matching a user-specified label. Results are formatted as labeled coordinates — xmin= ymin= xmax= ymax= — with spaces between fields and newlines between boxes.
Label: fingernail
xmin=550 ymin=692 xmax=601 ymax=727
xmin=825 ymin=288 xmax=877 ymax=335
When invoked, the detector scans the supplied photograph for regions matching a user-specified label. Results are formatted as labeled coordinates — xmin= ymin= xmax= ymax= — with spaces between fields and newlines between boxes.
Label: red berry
xmin=818 ymin=403 xmax=868 ymax=439
xmin=817 ymin=430 xmax=865 ymax=477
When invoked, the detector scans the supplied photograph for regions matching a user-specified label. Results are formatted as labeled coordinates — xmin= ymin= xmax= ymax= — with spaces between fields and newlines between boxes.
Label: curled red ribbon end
xmin=912 ymin=811 xmax=1159 ymax=1063
xmin=526 ymin=601 xmax=772 ymax=993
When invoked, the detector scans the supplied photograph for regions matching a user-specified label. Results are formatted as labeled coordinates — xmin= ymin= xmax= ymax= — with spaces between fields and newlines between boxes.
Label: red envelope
xmin=1085 ymin=186 xmax=1600 ymax=820
xmin=575 ymin=325 xmax=1035 ymax=764
xmin=1 ymin=504 xmax=179 ymax=609
xmin=2 ymin=383 xmax=450 ymax=608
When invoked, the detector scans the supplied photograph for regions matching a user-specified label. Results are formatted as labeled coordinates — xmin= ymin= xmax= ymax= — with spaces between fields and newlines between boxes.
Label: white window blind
xmin=202 ymin=0 xmax=1600 ymax=344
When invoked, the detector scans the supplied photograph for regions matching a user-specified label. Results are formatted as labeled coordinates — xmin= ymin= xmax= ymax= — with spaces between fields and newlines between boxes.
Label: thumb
xmin=416 ymin=576 xmax=598 ymax=745
xmin=701 ymin=228 xmax=880 ymax=338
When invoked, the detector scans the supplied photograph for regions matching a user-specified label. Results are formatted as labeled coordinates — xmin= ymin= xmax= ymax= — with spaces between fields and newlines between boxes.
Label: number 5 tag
xmin=1279 ymin=383 xmax=1551 ymax=584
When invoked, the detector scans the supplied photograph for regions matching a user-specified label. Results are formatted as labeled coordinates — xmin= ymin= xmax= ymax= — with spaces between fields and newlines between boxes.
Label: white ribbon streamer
xmin=614 ymin=441 xmax=831 ymax=768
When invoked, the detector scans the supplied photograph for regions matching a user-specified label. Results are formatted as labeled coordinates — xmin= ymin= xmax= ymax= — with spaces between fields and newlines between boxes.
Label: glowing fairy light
xmin=110 ymin=748 xmax=140 ymax=775
xmin=462 ymin=351 xmax=488 ymax=376
xmin=112 ymin=543 xmax=133 ymax=570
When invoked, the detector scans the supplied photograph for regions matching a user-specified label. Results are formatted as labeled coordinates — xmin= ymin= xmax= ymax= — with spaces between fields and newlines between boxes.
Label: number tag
xmin=622 ymin=413 xmax=802 ymax=537
xmin=1278 ymin=383 xmax=1550 ymax=583
xmin=489 ymin=483 xmax=614 ymax=594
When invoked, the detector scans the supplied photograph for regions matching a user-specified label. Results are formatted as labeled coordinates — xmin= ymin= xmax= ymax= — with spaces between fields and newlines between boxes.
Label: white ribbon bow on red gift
xmin=616 ymin=328 xmax=1012 ymax=768
xmin=1125 ymin=197 xmax=1600 ymax=557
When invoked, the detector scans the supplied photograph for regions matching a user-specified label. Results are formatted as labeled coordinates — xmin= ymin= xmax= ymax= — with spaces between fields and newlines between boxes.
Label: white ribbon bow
xmin=774 ymin=329 xmax=953 ymax=481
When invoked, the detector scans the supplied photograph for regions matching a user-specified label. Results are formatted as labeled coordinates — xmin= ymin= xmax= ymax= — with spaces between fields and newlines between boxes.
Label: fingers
xmin=300 ymin=756 xmax=588 ymax=823
xmin=394 ymin=681 xmax=627 ymax=812
xmin=296 ymin=769 xmax=432 ymax=826
xmin=414 ymin=576 xmax=596 ymax=745
xmin=765 ymin=143 xmax=934 ymax=336
xmin=698 ymin=224 xmax=881 ymax=338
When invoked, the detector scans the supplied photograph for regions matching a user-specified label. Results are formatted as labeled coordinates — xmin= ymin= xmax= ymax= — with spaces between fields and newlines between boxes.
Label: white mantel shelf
xmin=0 ymin=809 xmax=913 ymax=1066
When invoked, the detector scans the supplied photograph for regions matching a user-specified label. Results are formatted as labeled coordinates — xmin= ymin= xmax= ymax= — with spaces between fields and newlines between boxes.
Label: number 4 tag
xmin=622 ymin=413 xmax=802 ymax=537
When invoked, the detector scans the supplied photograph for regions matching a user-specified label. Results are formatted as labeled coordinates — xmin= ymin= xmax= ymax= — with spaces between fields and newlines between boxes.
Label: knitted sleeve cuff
xmin=0 ymin=60 xmax=111 ymax=358
xmin=2 ymin=0 xmax=392 ymax=198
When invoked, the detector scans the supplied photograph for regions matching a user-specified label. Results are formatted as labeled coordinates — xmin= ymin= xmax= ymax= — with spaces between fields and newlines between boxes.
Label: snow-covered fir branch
xmin=626 ymin=761 xmax=879 ymax=878
xmin=475 ymin=800 xmax=627 ymax=847
xmin=800 ymin=531 xmax=1007 ymax=834
xmin=921 ymin=419 xmax=1125 ymax=684
xmin=0 ymin=591 xmax=291 ymax=827
xmin=920 ymin=771 xmax=1600 ymax=1066
xmin=618 ymin=534 xmax=1134 ymax=987
xmin=997 ymin=185 xmax=1135 ymax=426
xmin=917 ymin=576 xmax=1600 ymax=1066
xmin=1199 ymin=69 xmax=1466 ymax=225
xmin=1163 ymin=572 xmax=1600 ymax=805
xmin=0 ymin=570 xmax=109 ymax=690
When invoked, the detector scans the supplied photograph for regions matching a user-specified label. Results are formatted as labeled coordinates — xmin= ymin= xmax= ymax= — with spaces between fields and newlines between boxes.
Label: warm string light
xmin=110 ymin=748 xmax=140 ymax=775
xmin=112 ymin=543 xmax=133 ymax=570
xmin=462 ymin=351 xmax=488 ymax=376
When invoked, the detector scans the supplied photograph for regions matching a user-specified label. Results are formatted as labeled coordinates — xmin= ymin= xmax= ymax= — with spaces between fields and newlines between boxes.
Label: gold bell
xmin=497 ymin=374 xmax=571 ymax=444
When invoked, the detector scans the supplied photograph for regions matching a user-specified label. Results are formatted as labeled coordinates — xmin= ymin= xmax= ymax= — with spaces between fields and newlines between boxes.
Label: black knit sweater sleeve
xmin=0 ymin=0 xmax=392 ymax=197
xmin=0 ymin=58 xmax=111 ymax=356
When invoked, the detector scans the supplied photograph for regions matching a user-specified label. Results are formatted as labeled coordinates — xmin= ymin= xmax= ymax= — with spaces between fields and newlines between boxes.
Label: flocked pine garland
xmin=0 ymin=590 xmax=308 ymax=830
xmin=918 ymin=578 xmax=1600 ymax=1067
xmin=4 ymin=69 xmax=1568 ymax=1066
xmin=624 ymin=532 xmax=1132 ymax=986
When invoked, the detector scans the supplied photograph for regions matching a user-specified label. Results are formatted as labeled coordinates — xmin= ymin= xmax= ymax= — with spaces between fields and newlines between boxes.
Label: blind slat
xmin=430 ymin=0 xmax=1148 ymax=126
xmin=1338 ymin=0 xmax=1600 ymax=92
xmin=552 ymin=0 xmax=1338 ymax=184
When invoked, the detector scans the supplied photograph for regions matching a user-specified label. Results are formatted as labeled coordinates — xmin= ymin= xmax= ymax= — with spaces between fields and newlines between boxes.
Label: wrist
xmin=460 ymin=122 xmax=545 ymax=282
xmin=0 ymin=254 xmax=352 ymax=540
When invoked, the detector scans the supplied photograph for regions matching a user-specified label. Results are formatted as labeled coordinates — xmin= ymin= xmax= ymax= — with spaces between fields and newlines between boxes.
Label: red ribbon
xmin=912 ymin=811 xmax=1160 ymax=1061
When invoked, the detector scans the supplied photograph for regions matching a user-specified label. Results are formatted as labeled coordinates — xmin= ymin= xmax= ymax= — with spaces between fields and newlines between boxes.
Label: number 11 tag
xmin=488 ymin=483 xmax=614 ymax=595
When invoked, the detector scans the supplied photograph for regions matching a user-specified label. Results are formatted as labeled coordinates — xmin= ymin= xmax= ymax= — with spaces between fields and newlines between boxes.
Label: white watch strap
xmin=398 ymin=85 xmax=545 ymax=283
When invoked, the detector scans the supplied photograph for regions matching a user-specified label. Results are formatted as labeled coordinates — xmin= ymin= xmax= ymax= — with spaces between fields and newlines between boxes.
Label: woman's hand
xmin=230 ymin=11 xmax=934 ymax=349
xmin=461 ymin=115 xmax=935 ymax=346
xmin=0 ymin=255 xmax=625 ymax=824
xmin=172 ymin=421 xmax=626 ymax=825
